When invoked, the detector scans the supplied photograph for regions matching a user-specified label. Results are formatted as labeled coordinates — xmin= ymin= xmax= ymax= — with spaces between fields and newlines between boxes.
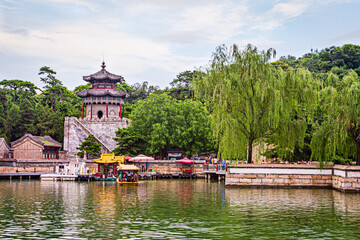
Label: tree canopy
xmin=76 ymin=134 xmax=101 ymax=158
xmin=193 ymin=44 xmax=318 ymax=162
xmin=114 ymin=93 xmax=213 ymax=158
xmin=311 ymin=71 xmax=360 ymax=165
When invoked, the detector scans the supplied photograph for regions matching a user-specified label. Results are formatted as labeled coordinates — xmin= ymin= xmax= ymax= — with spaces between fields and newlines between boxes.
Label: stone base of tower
xmin=63 ymin=116 xmax=130 ymax=159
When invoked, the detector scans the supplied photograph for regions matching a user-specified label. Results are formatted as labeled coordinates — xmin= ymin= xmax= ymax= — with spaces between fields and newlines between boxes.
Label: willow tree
xmin=193 ymin=44 xmax=318 ymax=163
xmin=311 ymin=71 xmax=360 ymax=165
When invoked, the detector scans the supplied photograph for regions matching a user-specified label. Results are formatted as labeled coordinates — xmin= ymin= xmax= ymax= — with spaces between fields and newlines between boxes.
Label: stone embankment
xmin=0 ymin=159 xmax=205 ymax=178
xmin=226 ymin=164 xmax=360 ymax=192
xmin=131 ymin=160 xmax=205 ymax=178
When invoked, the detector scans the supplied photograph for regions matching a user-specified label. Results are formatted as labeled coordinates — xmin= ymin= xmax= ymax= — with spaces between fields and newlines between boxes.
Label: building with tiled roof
xmin=64 ymin=62 xmax=130 ymax=158
xmin=11 ymin=134 xmax=62 ymax=160
xmin=0 ymin=138 xmax=11 ymax=159
xmin=76 ymin=61 xmax=129 ymax=120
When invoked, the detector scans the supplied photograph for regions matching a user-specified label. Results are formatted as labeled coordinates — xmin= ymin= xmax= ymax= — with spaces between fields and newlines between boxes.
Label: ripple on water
xmin=0 ymin=181 xmax=360 ymax=239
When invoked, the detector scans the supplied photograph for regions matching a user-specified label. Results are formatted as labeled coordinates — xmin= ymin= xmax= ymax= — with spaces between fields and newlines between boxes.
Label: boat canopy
xmin=94 ymin=152 xmax=125 ymax=164
xmin=117 ymin=164 xmax=140 ymax=171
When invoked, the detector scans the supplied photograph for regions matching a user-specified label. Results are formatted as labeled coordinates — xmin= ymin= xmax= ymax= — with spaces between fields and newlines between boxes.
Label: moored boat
xmin=116 ymin=164 xmax=140 ymax=185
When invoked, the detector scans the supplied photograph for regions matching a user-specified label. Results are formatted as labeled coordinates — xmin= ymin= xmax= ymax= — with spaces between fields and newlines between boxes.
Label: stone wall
xmin=130 ymin=160 xmax=205 ymax=177
xmin=332 ymin=165 xmax=360 ymax=192
xmin=63 ymin=116 xmax=130 ymax=157
xmin=0 ymin=166 xmax=54 ymax=173
xmin=226 ymin=164 xmax=360 ymax=192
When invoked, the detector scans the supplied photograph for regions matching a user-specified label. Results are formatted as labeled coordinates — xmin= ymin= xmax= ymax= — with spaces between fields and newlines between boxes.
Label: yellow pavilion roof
xmin=94 ymin=153 xmax=125 ymax=164
xmin=117 ymin=164 xmax=140 ymax=171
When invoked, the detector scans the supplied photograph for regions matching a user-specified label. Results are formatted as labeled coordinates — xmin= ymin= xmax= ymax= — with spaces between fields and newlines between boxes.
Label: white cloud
xmin=173 ymin=2 xmax=249 ymax=43
xmin=271 ymin=0 xmax=310 ymax=18
xmin=0 ymin=19 xmax=209 ymax=88
xmin=1 ymin=0 xmax=359 ymax=89
xmin=39 ymin=0 xmax=99 ymax=12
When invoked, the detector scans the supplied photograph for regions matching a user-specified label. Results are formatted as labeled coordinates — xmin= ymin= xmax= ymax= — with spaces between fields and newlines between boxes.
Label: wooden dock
xmin=0 ymin=173 xmax=42 ymax=180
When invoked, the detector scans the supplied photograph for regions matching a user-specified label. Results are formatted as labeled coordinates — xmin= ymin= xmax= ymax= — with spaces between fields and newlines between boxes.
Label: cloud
xmin=173 ymin=2 xmax=249 ymax=43
xmin=332 ymin=30 xmax=360 ymax=42
xmin=0 ymin=19 xmax=208 ymax=88
xmin=38 ymin=0 xmax=99 ymax=12
xmin=1 ymin=0 xmax=359 ymax=89
xmin=0 ymin=23 xmax=29 ymax=37
xmin=271 ymin=0 xmax=310 ymax=18
xmin=156 ymin=31 xmax=209 ymax=44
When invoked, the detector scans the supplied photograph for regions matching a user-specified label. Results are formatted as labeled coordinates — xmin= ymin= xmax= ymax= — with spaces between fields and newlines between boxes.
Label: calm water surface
xmin=0 ymin=180 xmax=360 ymax=239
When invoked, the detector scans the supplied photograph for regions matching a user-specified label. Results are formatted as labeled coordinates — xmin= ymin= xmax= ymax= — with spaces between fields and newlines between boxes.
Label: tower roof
xmin=83 ymin=61 xmax=124 ymax=83
xmin=77 ymin=89 xmax=129 ymax=98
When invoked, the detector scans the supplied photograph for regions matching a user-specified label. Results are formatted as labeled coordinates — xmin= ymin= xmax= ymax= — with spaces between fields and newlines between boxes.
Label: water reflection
xmin=0 ymin=180 xmax=359 ymax=239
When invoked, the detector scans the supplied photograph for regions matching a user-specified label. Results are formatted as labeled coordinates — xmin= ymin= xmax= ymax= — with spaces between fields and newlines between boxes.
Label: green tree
xmin=311 ymin=71 xmax=360 ymax=165
xmin=76 ymin=134 xmax=101 ymax=158
xmin=34 ymin=103 xmax=56 ymax=137
xmin=0 ymin=89 xmax=8 ymax=141
xmin=39 ymin=66 xmax=62 ymax=88
xmin=175 ymin=99 xmax=214 ymax=156
xmin=0 ymin=79 xmax=38 ymax=103
xmin=118 ymin=93 xmax=213 ymax=158
xmin=38 ymin=66 xmax=69 ymax=112
xmin=193 ymin=44 xmax=318 ymax=163
xmin=127 ymin=81 xmax=164 ymax=104
xmin=8 ymin=103 xmax=21 ymax=141
xmin=131 ymin=93 xmax=177 ymax=158
xmin=74 ymin=83 xmax=92 ymax=92
xmin=168 ymin=70 xmax=196 ymax=101
xmin=18 ymin=98 xmax=36 ymax=136
xmin=113 ymin=125 xmax=146 ymax=156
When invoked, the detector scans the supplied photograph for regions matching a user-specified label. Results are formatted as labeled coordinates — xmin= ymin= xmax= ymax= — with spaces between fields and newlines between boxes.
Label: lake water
xmin=0 ymin=180 xmax=359 ymax=239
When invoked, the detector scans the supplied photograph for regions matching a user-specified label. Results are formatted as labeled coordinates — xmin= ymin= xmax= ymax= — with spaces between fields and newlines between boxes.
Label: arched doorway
xmin=97 ymin=110 xmax=103 ymax=119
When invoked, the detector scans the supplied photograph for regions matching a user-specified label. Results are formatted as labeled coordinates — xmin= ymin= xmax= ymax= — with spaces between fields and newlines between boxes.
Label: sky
xmin=1 ymin=0 xmax=360 ymax=90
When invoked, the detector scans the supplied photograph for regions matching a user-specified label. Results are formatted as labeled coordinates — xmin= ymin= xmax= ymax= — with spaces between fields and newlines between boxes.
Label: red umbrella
xmin=175 ymin=158 xmax=195 ymax=164
xmin=125 ymin=156 xmax=133 ymax=161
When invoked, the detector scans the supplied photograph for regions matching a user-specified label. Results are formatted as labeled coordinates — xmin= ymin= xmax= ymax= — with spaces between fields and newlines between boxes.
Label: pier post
xmin=20 ymin=176 xmax=22 ymax=181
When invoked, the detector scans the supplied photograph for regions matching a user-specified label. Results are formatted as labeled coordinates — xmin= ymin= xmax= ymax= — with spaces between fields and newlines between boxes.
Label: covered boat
xmin=116 ymin=164 xmax=140 ymax=185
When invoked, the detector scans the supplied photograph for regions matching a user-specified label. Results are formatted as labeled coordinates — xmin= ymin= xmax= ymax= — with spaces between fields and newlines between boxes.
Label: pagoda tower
xmin=63 ymin=62 xmax=130 ymax=158
xmin=77 ymin=61 xmax=128 ymax=120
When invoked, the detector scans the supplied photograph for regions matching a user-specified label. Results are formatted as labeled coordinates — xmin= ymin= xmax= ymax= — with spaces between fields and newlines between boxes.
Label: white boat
xmin=41 ymin=161 xmax=90 ymax=181
xmin=40 ymin=173 xmax=78 ymax=181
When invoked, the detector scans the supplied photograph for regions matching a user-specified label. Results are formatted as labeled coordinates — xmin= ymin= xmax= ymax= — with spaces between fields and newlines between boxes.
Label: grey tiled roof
xmin=83 ymin=62 xmax=123 ymax=83
xmin=11 ymin=134 xmax=62 ymax=148
xmin=0 ymin=138 xmax=10 ymax=150
xmin=76 ymin=89 xmax=129 ymax=98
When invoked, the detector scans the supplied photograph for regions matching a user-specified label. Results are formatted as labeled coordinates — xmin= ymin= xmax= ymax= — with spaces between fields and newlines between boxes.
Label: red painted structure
xmin=76 ymin=61 xmax=128 ymax=120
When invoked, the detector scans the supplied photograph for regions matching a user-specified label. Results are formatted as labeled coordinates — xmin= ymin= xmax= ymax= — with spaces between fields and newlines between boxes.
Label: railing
xmin=204 ymin=163 xmax=227 ymax=172
xmin=72 ymin=117 xmax=111 ymax=153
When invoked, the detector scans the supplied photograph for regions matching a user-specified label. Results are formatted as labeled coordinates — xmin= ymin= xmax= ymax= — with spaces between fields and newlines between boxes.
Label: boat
xmin=116 ymin=164 xmax=140 ymax=185
xmin=41 ymin=161 xmax=89 ymax=181
xmin=40 ymin=173 xmax=78 ymax=181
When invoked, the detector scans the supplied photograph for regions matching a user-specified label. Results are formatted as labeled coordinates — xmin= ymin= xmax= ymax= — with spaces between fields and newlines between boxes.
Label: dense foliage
xmin=193 ymin=44 xmax=318 ymax=163
xmin=76 ymin=134 xmax=102 ymax=158
xmin=1 ymin=43 xmax=360 ymax=165
xmin=311 ymin=71 xmax=360 ymax=165
xmin=275 ymin=44 xmax=360 ymax=165
xmin=0 ymin=67 xmax=81 ymax=144
xmin=114 ymin=93 xmax=213 ymax=157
